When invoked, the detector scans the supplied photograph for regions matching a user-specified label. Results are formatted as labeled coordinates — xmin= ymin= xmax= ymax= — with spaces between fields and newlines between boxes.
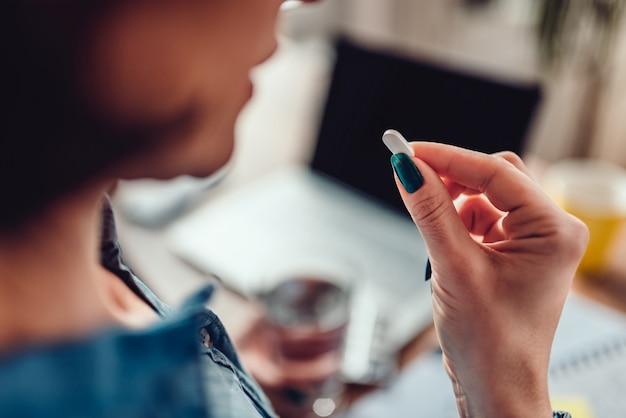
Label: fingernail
xmin=391 ymin=153 xmax=424 ymax=193
xmin=425 ymin=258 xmax=433 ymax=295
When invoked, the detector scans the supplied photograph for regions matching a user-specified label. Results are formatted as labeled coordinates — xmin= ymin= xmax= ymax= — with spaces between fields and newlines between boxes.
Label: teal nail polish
xmin=391 ymin=153 xmax=424 ymax=193
xmin=425 ymin=258 xmax=432 ymax=295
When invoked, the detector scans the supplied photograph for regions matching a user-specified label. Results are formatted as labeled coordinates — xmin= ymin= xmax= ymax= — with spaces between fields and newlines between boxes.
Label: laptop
xmin=165 ymin=38 xmax=541 ymax=382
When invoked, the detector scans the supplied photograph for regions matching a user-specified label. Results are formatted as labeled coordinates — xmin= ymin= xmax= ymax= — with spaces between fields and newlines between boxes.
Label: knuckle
xmin=496 ymin=151 xmax=523 ymax=166
xmin=476 ymin=154 xmax=506 ymax=192
xmin=551 ymin=214 xmax=590 ymax=260
xmin=408 ymin=193 xmax=449 ymax=226
xmin=493 ymin=151 xmax=534 ymax=179
xmin=567 ymin=215 xmax=590 ymax=257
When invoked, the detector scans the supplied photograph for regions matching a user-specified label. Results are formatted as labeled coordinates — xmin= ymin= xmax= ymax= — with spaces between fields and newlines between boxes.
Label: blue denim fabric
xmin=0 ymin=198 xmax=277 ymax=418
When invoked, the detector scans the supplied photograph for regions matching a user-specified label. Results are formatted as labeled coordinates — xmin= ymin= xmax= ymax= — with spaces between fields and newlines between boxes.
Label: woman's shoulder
xmin=0 ymin=304 xmax=205 ymax=417
xmin=0 ymin=285 xmax=276 ymax=418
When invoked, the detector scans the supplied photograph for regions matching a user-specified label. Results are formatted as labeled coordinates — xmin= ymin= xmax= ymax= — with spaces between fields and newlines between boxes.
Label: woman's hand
xmin=391 ymin=143 xmax=588 ymax=418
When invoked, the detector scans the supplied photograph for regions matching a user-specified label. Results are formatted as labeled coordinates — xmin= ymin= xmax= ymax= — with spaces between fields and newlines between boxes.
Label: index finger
xmin=410 ymin=142 xmax=548 ymax=213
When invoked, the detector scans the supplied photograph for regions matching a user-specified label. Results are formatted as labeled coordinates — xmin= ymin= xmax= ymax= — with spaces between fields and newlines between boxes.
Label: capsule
xmin=382 ymin=129 xmax=414 ymax=156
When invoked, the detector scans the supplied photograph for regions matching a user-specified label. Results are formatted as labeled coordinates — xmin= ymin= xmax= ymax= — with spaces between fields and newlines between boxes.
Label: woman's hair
xmin=1 ymin=1 xmax=191 ymax=231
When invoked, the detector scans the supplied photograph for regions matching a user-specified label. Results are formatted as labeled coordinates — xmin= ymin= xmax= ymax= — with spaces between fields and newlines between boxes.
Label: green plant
xmin=537 ymin=0 xmax=624 ymax=72
xmin=535 ymin=0 xmax=625 ymax=157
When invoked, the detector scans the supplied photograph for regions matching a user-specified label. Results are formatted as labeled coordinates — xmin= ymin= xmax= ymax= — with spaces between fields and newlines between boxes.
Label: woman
xmin=0 ymin=0 xmax=587 ymax=417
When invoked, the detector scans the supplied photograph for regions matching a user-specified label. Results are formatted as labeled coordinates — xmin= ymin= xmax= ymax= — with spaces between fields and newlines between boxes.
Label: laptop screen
xmin=311 ymin=38 xmax=542 ymax=215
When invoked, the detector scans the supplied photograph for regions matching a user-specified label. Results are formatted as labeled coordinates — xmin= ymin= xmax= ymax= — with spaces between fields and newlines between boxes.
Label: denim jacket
xmin=0 ymin=199 xmax=277 ymax=418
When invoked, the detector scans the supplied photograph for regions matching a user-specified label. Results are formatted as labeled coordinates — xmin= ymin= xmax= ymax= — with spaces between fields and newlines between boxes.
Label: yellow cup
xmin=543 ymin=159 xmax=626 ymax=276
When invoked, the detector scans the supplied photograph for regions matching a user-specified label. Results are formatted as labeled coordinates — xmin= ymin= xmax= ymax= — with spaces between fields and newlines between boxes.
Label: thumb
xmin=391 ymin=153 xmax=477 ymax=263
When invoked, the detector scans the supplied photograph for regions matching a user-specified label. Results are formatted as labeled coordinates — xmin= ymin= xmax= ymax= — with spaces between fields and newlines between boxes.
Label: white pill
xmin=382 ymin=129 xmax=414 ymax=156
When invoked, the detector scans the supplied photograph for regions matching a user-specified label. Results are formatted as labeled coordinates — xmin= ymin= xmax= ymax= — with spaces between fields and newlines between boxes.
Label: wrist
xmin=447 ymin=355 xmax=552 ymax=418
xmin=455 ymin=386 xmax=552 ymax=418
xmin=456 ymin=390 xmax=553 ymax=418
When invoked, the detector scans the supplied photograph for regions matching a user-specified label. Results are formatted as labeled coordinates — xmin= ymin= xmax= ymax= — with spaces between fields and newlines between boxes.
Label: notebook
xmin=165 ymin=39 xmax=541 ymax=381
xmin=548 ymin=295 xmax=626 ymax=418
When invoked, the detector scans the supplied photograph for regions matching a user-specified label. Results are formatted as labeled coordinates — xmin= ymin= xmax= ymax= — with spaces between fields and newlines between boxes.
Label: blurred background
xmin=112 ymin=2 xmax=626 ymax=416
xmin=282 ymin=0 xmax=626 ymax=163
xmin=114 ymin=0 xmax=626 ymax=317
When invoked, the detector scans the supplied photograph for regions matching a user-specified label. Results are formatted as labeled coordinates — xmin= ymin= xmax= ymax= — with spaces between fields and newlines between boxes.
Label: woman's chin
xmin=186 ymin=142 xmax=236 ymax=179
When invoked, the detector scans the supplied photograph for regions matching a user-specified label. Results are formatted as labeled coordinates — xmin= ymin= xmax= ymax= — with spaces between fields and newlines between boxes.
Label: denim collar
xmin=100 ymin=196 xmax=174 ymax=317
